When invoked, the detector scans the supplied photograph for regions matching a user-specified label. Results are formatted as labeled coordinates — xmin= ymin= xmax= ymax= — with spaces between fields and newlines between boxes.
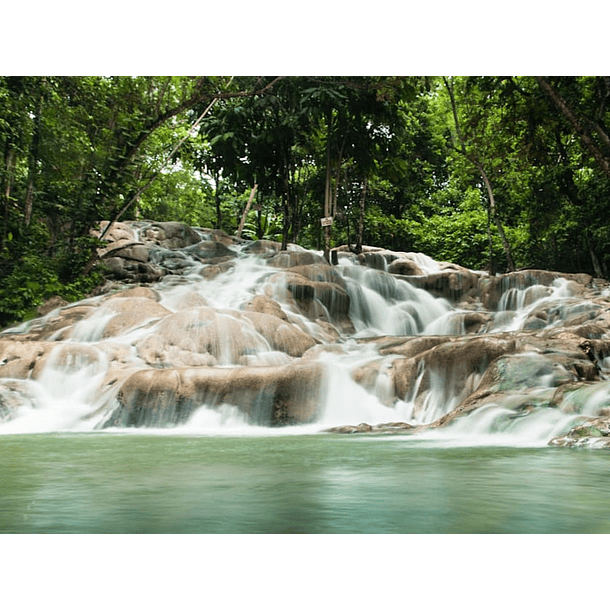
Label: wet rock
xmin=357 ymin=251 xmax=392 ymax=270
xmin=376 ymin=336 xmax=449 ymax=359
xmin=109 ymin=244 xmax=151 ymax=264
xmin=324 ymin=421 xmax=415 ymax=434
xmin=243 ymin=295 xmax=289 ymax=321
xmin=387 ymin=259 xmax=424 ymax=276
xmin=241 ymin=311 xmax=317 ymax=357
xmin=17 ymin=304 xmax=96 ymax=342
xmin=549 ymin=416 xmax=610 ymax=448
xmin=0 ymin=339 xmax=55 ymax=379
xmin=265 ymin=270 xmax=354 ymax=335
xmin=289 ymin=264 xmax=348 ymax=288
xmin=392 ymin=336 xmax=517 ymax=403
xmin=402 ymin=269 xmax=480 ymax=303
xmin=0 ymin=379 xmax=35 ymax=422
xmin=149 ymin=248 xmax=200 ymax=273
xmin=197 ymin=228 xmax=241 ymax=246
xmin=135 ymin=307 xmax=266 ymax=366
xmin=95 ymin=297 xmax=172 ymax=338
xmin=106 ymin=286 xmax=161 ymax=301
xmin=93 ymin=221 xmax=139 ymax=256
xmin=37 ymin=296 xmax=69 ymax=316
xmin=242 ymin=240 xmax=283 ymax=256
xmin=102 ymin=256 xmax=166 ymax=284
xmin=478 ymin=270 xmax=593 ymax=310
xmin=267 ymin=250 xmax=329 ymax=269
xmin=198 ymin=261 xmax=235 ymax=280
xmin=182 ymin=240 xmax=237 ymax=263
xmin=104 ymin=361 xmax=325 ymax=427
xmin=139 ymin=221 xmax=202 ymax=249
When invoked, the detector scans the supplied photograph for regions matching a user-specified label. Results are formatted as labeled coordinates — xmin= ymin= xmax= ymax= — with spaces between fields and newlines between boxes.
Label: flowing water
xmin=2 ymin=226 xmax=610 ymax=533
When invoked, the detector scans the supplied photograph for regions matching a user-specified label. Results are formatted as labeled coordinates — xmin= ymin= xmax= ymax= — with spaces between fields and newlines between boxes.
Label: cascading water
xmin=2 ymin=220 xmax=610 ymax=447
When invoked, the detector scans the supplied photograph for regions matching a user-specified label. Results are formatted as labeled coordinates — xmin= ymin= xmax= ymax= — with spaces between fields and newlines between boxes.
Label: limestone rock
xmin=241 ymin=311 xmax=317 ymax=357
xmin=243 ymin=295 xmax=288 ymax=321
xmin=242 ymin=240 xmax=283 ymax=256
xmin=0 ymin=339 xmax=55 ymax=379
xmin=139 ymin=221 xmax=202 ymax=249
xmin=95 ymin=297 xmax=172 ymax=338
xmin=104 ymin=361 xmax=325 ymax=427
xmin=267 ymin=250 xmax=329 ymax=269
xmin=182 ymin=240 xmax=237 ymax=263
xmin=387 ymin=259 xmax=424 ymax=276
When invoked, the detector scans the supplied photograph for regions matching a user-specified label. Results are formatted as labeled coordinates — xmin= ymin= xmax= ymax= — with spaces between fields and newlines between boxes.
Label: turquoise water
xmin=2 ymin=432 xmax=610 ymax=534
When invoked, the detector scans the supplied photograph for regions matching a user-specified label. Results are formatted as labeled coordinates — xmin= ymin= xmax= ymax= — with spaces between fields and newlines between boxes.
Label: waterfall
xmin=2 ymin=221 xmax=610 ymax=446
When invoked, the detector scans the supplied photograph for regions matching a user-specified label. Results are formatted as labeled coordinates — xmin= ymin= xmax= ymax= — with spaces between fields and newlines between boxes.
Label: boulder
xmin=18 ymin=304 xmax=97 ymax=342
xmin=0 ymin=379 xmax=36 ymax=423
xmin=242 ymin=240 xmax=283 ymax=256
xmin=101 ymin=256 xmax=166 ymax=283
xmin=243 ymin=295 xmax=288 ymax=321
xmin=241 ymin=311 xmax=317 ymax=357
xmin=134 ymin=307 xmax=267 ymax=367
xmin=139 ymin=221 xmax=202 ymax=249
xmin=549 ymin=416 xmax=610 ymax=448
xmin=94 ymin=297 xmax=172 ymax=338
xmin=103 ymin=360 xmax=325 ymax=427
xmin=264 ymin=269 xmax=354 ymax=335
xmin=0 ymin=339 xmax=55 ymax=379
xmin=198 ymin=228 xmax=241 ymax=246
xmin=402 ymin=269 xmax=480 ymax=303
xmin=478 ymin=269 xmax=593 ymax=310
xmin=182 ymin=240 xmax=237 ymax=263
xmin=387 ymin=259 xmax=424 ymax=276
xmin=106 ymin=286 xmax=161 ymax=301
xmin=267 ymin=250 xmax=329 ymax=269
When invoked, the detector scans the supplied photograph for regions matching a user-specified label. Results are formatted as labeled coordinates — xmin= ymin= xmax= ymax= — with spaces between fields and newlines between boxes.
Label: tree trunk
xmin=585 ymin=230 xmax=604 ymax=278
xmin=236 ymin=183 xmax=258 ymax=240
xmin=24 ymin=90 xmax=43 ymax=227
xmin=281 ymin=193 xmax=290 ymax=251
xmin=323 ymin=143 xmax=332 ymax=263
xmin=1 ymin=146 xmax=16 ymax=252
xmin=213 ymin=170 xmax=222 ymax=230
xmin=476 ymin=162 xmax=515 ymax=272
xmin=356 ymin=176 xmax=367 ymax=254
xmin=486 ymin=203 xmax=495 ymax=276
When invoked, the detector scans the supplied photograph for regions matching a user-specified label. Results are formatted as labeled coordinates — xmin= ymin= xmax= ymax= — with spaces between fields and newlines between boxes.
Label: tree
xmin=441 ymin=77 xmax=516 ymax=274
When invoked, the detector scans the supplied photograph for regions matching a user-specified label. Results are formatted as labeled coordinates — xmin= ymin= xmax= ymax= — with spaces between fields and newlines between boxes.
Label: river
xmin=2 ymin=431 xmax=610 ymax=534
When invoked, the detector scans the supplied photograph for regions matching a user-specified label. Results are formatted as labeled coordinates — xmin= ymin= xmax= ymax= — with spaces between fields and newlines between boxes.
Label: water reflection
xmin=2 ymin=433 xmax=610 ymax=534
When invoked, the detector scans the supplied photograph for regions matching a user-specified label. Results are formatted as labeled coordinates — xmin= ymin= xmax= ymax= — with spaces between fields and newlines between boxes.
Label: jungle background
xmin=2 ymin=75 xmax=609 ymax=327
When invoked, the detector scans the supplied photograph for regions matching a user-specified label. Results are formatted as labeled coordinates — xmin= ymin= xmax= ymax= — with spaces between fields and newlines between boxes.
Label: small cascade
xmin=3 ymin=219 xmax=610 ymax=446
xmin=0 ymin=344 xmax=109 ymax=433
xmin=340 ymin=265 xmax=450 ymax=336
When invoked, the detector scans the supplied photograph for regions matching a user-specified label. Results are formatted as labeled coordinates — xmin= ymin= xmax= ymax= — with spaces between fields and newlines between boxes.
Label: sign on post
xmin=320 ymin=216 xmax=333 ymax=227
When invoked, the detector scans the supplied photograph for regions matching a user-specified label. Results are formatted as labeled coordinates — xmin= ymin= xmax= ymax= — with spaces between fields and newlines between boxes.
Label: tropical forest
xmin=2 ymin=75 xmax=610 ymax=329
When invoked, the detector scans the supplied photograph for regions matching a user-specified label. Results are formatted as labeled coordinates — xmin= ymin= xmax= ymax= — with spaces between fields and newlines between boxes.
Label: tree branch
xmin=535 ymin=76 xmax=610 ymax=180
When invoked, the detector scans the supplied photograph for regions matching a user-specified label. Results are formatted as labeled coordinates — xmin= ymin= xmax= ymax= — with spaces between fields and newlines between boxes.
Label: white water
xmin=1 ymin=235 xmax=608 ymax=445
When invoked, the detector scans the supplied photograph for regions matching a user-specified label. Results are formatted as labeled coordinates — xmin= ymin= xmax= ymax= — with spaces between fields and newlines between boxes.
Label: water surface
xmin=2 ymin=432 xmax=609 ymax=534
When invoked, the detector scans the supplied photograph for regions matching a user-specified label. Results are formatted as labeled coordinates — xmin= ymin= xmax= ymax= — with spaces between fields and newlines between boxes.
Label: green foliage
xmin=241 ymin=212 xmax=284 ymax=241
xmin=2 ymin=75 xmax=610 ymax=329
xmin=0 ymin=252 xmax=102 ymax=327
xmin=136 ymin=165 xmax=216 ymax=227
